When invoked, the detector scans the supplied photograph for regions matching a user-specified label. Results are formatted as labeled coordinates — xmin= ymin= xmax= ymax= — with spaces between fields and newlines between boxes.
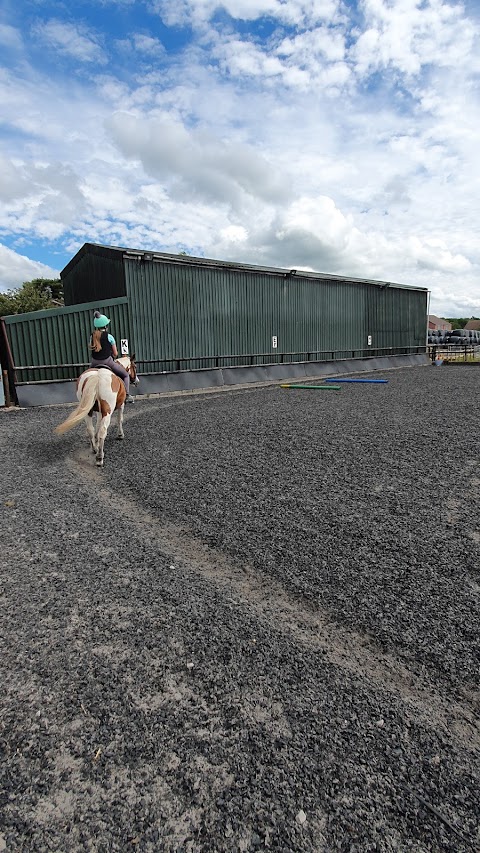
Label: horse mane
xmin=116 ymin=355 xmax=131 ymax=368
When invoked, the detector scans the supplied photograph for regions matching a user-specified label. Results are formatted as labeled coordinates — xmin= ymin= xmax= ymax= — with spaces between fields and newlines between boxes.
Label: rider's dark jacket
xmin=91 ymin=331 xmax=113 ymax=361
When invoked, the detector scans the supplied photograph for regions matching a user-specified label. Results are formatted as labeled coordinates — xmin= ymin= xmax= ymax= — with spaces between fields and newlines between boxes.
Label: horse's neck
xmin=116 ymin=356 xmax=130 ymax=368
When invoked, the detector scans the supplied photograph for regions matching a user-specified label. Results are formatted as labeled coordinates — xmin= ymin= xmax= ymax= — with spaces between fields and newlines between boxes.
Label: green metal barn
xmin=1 ymin=242 xmax=429 ymax=406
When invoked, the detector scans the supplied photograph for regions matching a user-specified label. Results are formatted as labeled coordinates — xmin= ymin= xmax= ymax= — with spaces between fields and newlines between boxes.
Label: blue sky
xmin=1 ymin=0 xmax=479 ymax=316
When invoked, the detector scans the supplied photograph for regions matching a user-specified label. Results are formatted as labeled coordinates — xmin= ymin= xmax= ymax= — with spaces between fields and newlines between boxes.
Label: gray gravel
xmin=0 ymin=364 xmax=479 ymax=852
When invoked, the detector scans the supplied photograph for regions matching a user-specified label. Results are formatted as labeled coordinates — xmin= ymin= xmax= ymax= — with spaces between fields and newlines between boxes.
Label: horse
xmin=55 ymin=355 xmax=139 ymax=467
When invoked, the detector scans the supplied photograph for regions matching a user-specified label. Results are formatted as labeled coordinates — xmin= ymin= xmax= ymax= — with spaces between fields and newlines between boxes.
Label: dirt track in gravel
xmin=1 ymin=365 xmax=479 ymax=852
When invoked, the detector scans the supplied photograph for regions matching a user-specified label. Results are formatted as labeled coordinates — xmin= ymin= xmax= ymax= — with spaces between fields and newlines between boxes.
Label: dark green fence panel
xmin=4 ymin=297 xmax=131 ymax=382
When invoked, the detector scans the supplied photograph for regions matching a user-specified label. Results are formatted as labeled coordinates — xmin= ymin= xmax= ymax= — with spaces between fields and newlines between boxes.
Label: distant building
xmin=464 ymin=319 xmax=480 ymax=330
xmin=428 ymin=315 xmax=451 ymax=331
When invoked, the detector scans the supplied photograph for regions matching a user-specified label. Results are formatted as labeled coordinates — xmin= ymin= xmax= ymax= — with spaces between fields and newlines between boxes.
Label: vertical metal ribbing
xmin=3 ymin=297 xmax=130 ymax=381
xmin=124 ymin=257 xmax=426 ymax=366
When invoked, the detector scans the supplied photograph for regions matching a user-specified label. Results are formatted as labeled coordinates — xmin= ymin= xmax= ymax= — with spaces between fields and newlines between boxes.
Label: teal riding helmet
xmin=93 ymin=311 xmax=110 ymax=329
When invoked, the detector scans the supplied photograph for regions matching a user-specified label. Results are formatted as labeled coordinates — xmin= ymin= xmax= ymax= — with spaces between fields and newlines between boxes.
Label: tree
xmin=0 ymin=278 xmax=63 ymax=317
xmin=444 ymin=317 xmax=480 ymax=329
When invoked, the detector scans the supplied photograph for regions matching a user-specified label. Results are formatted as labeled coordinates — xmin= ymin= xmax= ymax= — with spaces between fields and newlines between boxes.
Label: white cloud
xmin=0 ymin=151 xmax=88 ymax=238
xmin=408 ymin=236 xmax=471 ymax=273
xmin=151 ymin=0 xmax=341 ymax=27
xmin=213 ymin=30 xmax=352 ymax=92
xmin=426 ymin=287 xmax=480 ymax=318
xmin=209 ymin=0 xmax=479 ymax=98
xmin=0 ymin=154 xmax=30 ymax=202
xmin=0 ymin=23 xmax=23 ymax=51
xmin=351 ymin=0 xmax=478 ymax=78
xmin=0 ymin=244 xmax=59 ymax=292
xmin=276 ymin=26 xmax=346 ymax=63
xmin=213 ymin=195 xmax=376 ymax=275
xmin=275 ymin=196 xmax=357 ymax=259
xmin=116 ymin=33 xmax=166 ymax=57
xmin=216 ymin=40 xmax=285 ymax=80
xmin=105 ymin=110 xmax=289 ymax=207
xmin=220 ymin=224 xmax=248 ymax=243
xmin=32 ymin=19 xmax=107 ymax=64
xmin=133 ymin=33 xmax=165 ymax=55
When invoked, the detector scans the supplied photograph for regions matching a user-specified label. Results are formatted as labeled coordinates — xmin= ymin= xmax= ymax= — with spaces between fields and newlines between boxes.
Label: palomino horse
xmin=55 ymin=356 xmax=139 ymax=467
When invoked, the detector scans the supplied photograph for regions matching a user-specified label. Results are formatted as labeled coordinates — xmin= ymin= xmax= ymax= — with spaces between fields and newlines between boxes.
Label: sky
xmin=0 ymin=0 xmax=479 ymax=317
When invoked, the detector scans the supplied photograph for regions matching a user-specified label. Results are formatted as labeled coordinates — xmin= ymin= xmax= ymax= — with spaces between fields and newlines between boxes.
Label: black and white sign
xmin=121 ymin=338 xmax=129 ymax=354
xmin=272 ymin=336 xmax=278 ymax=349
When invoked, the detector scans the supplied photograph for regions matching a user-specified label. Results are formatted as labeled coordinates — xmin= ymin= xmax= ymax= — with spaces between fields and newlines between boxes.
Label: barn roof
xmin=61 ymin=242 xmax=428 ymax=293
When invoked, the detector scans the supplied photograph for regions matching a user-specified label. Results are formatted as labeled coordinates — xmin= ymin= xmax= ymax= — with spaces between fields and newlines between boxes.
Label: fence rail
xmin=12 ymin=346 xmax=427 ymax=384
xmin=428 ymin=344 xmax=480 ymax=363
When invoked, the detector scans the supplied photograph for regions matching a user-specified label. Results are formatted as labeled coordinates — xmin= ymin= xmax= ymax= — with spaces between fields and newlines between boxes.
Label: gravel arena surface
xmin=0 ymin=364 xmax=479 ymax=853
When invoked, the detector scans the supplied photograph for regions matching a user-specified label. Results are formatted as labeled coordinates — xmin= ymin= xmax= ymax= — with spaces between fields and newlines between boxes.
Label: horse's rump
xmin=55 ymin=371 xmax=99 ymax=434
xmin=85 ymin=371 xmax=125 ymax=413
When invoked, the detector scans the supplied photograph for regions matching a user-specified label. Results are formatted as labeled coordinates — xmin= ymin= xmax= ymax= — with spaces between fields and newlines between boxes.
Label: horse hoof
xmin=96 ymin=460 xmax=104 ymax=467
xmin=116 ymin=435 xmax=124 ymax=441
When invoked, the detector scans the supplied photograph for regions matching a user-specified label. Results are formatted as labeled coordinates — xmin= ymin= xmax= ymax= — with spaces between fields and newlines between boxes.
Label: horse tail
xmin=55 ymin=373 xmax=98 ymax=435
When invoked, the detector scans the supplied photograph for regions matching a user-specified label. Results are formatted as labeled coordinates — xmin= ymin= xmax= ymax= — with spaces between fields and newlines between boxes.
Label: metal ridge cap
xmin=62 ymin=242 xmax=427 ymax=292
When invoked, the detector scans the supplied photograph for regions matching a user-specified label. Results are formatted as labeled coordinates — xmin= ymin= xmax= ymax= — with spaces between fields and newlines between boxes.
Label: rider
xmin=89 ymin=311 xmax=134 ymax=402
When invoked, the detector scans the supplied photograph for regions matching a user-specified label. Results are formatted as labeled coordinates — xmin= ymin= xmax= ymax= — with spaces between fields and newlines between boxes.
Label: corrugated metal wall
xmin=4 ymin=297 xmax=131 ymax=382
xmin=369 ymin=285 xmax=428 ymax=350
xmin=365 ymin=284 xmax=427 ymax=352
xmin=62 ymin=245 xmax=126 ymax=306
xmin=125 ymin=258 xmax=427 ymax=371
xmin=3 ymin=247 xmax=428 ymax=387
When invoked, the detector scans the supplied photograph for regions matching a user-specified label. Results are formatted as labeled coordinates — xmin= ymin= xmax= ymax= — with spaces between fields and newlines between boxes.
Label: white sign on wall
xmin=272 ymin=336 xmax=278 ymax=349
xmin=367 ymin=335 xmax=372 ymax=346
xmin=121 ymin=338 xmax=129 ymax=354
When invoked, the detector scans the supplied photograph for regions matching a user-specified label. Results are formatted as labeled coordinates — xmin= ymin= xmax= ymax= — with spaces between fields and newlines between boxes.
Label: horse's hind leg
xmin=116 ymin=403 xmax=125 ymax=440
xmin=85 ymin=413 xmax=97 ymax=453
xmin=95 ymin=413 xmax=111 ymax=467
